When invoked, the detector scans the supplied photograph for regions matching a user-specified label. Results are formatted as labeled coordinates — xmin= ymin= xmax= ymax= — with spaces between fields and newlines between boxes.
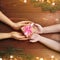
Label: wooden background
xmin=0 ymin=0 xmax=60 ymax=59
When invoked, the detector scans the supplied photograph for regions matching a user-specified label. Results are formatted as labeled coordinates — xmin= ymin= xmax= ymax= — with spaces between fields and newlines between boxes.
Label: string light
xmin=36 ymin=57 xmax=40 ymax=59
xmin=36 ymin=0 xmax=39 ymax=1
xmin=10 ymin=55 xmax=14 ymax=59
xmin=47 ymin=0 xmax=51 ymax=3
xmin=41 ymin=0 xmax=44 ymax=2
xmin=24 ymin=0 xmax=27 ymax=3
xmin=31 ymin=0 xmax=60 ymax=12
xmin=50 ymin=55 xmax=55 ymax=60
xmin=51 ymin=55 xmax=55 ymax=59
xmin=0 ymin=58 xmax=2 ymax=60
xmin=52 ymin=2 xmax=55 ymax=6
xmin=40 ymin=58 xmax=44 ymax=60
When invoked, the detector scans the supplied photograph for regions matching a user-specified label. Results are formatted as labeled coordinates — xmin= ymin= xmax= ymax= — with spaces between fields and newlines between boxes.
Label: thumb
xmin=35 ymin=24 xmax=42 ymax=30
xmin=35 ymin=23 xmax=43 ymax=33
xmin=30 ymin=39 xmax=38 ymax=42
xmin=19 ymin=36 xmax=25 ymax=38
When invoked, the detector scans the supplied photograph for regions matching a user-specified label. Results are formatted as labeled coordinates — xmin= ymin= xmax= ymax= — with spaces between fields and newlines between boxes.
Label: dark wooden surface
xmin=0 ymin=18 xmax=60 ymax=59
xmin=0 ymin=0 xmax=60 ymax=59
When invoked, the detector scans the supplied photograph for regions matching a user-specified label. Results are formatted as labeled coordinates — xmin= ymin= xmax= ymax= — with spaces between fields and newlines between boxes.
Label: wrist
xmin=41 ymin=27 xmax=45 ymax=34
xmin=10 ymin=23 xmax=19 ymax=30
xmin=10 ymin=22 xmax=16 ymax=28
xmin=7 ymin=33 xmax=12 ymax=38
xmin=42 ymin=27 xmax=49 ymax=34
xmin=0 ymin=33 xmax=12 ymax=39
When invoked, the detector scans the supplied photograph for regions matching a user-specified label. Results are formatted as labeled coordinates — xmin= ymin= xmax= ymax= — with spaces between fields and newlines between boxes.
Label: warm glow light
xmin=41 ymin=0 xmax=44 ymax=2
xmin=40 ymin=58 xmax=44 ymax=60
xmin=39 ymin=0 xmax=44 ymax=2
xmin=36 ymin=0 xmax=39 ymax=1
xmin=24 ymin=0 xmax=27 ymax=3
xmin=47 ymin=0 xmax=51 ymax=3
xmin=36 ymin=57 xmax=40 ymax=59
xmin=51 ymin=55 xmax=55 ymax=58
xmin=52 ymin=2 xmax=55 ymax=6
xmin=0 ymin=58 xmax=2 ymax=60
xmin=10 ymin=55 xmax=14 ymax=58
xmin=56 ymin=18 xmax=59 ymax=22
xmin=39 ymin=0 xmax=41 ymax=2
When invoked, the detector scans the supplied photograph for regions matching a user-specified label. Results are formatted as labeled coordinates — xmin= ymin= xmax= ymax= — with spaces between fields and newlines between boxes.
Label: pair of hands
xmin=10 ymin=21 xmax=32 ymax=40
xmin=10 ymin=21 xmax=43 ymax=41
xmin=30 ymin=24 xmax=43 ymax=42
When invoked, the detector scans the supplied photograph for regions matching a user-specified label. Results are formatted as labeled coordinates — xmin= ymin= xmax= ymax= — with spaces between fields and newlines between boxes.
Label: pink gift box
xmin=21 ymin=23 xmax=34 ymax=37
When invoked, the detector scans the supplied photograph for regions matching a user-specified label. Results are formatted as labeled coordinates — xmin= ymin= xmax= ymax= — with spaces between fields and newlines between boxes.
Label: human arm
xmin=0 ymin=32 xmax=28 ymax=40
xmin=0 ymin=11 xmax=31 ymax=30
xmin=43 ymin=24 xmax=60 ymax=33
xmin=30 ymin=34 xmax=60 ymax=52
xmin=0 ymin=11 xmax=16 ymax=28
xmin=0 ymin=33 xmax=11 ymax=39
xmin=35 ymin=24 xmax=60 ymax=34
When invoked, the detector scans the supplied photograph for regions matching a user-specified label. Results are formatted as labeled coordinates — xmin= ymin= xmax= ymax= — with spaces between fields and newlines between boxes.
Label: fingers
xmin=18 ymin=24 xmax=28 ymax=27
xmin=35 ymin=24 xmax=42 ymax=30
xmin=21 ymin=21 xmax=32 ymax=23
xmin=34 ymin=23 xmax=43 ymax=34
xmin=16 ymin=21 xmax=34 ymax=30
xmin=30 ymin=39 xmax=38 ymax=42
xmin=17 ymin=21 xmax=32 ymax=24
xmin=13 ymin=34 xmax=29 ymax=40
xmin=20 ymin=38 xmax=29 ymax=40
xmin=16 ymin=37 xmax=29 ymax=41
xmin=16 ymin=21 xmax=32 ymax=29
xmin=18 ymin=36 xmax=25 ymax=38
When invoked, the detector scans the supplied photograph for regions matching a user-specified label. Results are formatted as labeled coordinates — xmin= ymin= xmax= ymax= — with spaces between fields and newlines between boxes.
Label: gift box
xmin=21 ymin=23 xmax=34 ymax=37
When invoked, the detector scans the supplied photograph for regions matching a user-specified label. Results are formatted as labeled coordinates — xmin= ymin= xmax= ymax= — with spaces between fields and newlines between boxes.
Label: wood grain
xmin=0 ymin=0 xmax=60 ymax=59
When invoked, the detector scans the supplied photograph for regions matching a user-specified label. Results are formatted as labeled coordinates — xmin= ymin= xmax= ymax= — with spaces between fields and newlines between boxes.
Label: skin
xmin=30 ymin=24 xmax=60 ymax=52
xmin=0 ymin=11 xmax=60 ymax=52
xmin=34 ymin=23 xmax=60 ymax=34
xmin=0 ymin=11 xmax=30 ymax=40
xmin=30 ymin=33 xmax=60 ymax=52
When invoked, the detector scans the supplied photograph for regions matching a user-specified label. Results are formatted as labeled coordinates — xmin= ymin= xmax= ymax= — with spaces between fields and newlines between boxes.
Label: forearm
xmin=0 ymin=11 xmax=15 ymax=28
xmin=31 ymin=34 xmax=60 ymax=52
xmin=37 ymin=35 xmax=60 ymax=52
xmin=43 ymin=24 xmax=60 ymax=33
xmin=0 ymin=33 xmax=11 ymax=39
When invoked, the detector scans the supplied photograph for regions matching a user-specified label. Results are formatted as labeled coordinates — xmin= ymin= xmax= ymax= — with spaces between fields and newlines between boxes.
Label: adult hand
xmin=13 ymin=21 xmax=32 ymax=30
xmin=29 ymin=33 xmax=40 ymax=43
xmin=11 ymin=32 xmax=29 ymax=40
xmin=34 ymin=23 xmax=43 ymax=34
